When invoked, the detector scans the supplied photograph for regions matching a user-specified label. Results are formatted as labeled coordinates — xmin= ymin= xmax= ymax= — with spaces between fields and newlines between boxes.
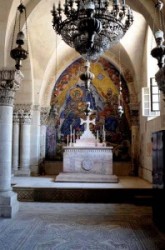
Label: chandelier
xmin=51 ymin=0 xmax=134 ymax=61
xmin=10 ymin=2 xmax=28 ymax=70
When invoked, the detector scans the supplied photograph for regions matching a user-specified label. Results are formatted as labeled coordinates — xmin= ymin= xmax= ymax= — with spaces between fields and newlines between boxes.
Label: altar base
xmin=55 ymin=173 xmax=118 ymax=183
xmin=55 ymin=146 xmax=118 ymax=183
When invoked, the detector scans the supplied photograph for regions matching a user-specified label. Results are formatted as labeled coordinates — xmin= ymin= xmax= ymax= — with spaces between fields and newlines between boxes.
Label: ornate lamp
xmin=117 ymin=79 xmax=124 ymax=117
xmin=10 ymin=2 xmax=28 ymax=70
xmin=151 ymin=1 xmax=165 ymax=98
xmin=151 ymin=30 xmax=165 ymax=69
xmin=80 ymin=61 xmax=95 ymax=91
xmin=51 ymin=0 xmax=134 ymax=61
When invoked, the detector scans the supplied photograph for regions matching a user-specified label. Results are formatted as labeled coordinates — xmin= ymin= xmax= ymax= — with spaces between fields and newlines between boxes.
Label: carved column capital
xmin=14 ymin=104 xmax=32 ymax=124
xmin=0 ymin=69 xmax=24 ymax=106
xmin=14 ymin=104 xmax=32 ymax=114
xmin=21 ymin=112 xmax=32 ymax=124
xmin=13 ymin=112 xmax=20 ymax=123
xmin=40 ymin=107 xmax=50 ymax=125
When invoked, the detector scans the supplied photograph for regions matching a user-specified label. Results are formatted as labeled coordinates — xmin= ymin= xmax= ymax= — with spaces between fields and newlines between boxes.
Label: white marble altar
xmin=55 ymin=103 xmax=118 ymax=183
xmin=63 ymin=147 xmax=113 ymax=175
xmin=55 ymin=146 xmax=118 ymax=183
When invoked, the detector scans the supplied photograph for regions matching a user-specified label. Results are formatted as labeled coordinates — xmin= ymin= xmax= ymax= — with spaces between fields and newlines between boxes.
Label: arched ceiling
xmin=0 ymin=0 xmax=165 ymax=107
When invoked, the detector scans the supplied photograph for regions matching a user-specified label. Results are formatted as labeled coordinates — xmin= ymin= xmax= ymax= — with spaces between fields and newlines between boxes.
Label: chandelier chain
xmin=24 ymin=6 xmax=29 ymax=53
xmin=11 ymin=12 xmax=18 ymax=50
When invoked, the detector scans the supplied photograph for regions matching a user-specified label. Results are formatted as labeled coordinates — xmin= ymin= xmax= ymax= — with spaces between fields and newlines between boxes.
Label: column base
xmin=0 ymin=191 xmax=19 ymax=218
xmin=14 ymin=169 xmax=31 ymax=176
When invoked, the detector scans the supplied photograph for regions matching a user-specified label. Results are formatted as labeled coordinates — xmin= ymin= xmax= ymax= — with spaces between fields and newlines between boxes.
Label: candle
xmin=67 ymin=135 xmax=69 ymax=146
xmin=97 ymin=130 xmax=99 ymax=140
xmin=69 ymin=134 xmax=72 ymax=146
xmin=73 ymin=129 xmax=75 ymax=143
xmin=103 ymin=130 xmax=106 ymax=141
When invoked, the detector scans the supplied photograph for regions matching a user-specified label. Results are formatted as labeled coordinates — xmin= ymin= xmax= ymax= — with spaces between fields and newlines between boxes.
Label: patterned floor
xmin=0 ymin=203 xmax=165 ymax=250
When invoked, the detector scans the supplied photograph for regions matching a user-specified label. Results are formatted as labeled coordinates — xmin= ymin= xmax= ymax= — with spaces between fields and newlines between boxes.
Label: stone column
xmin=0 ymin=69 xmax=23 ymax=217
xmin=30 ymin=105 xmax=40 ymax=176
xmin=12 ymin=112 xmax=20 ymax=173
xmin=129 ymin=105 xmax=139 ymax=176
xmin=40 ymin=107 xmax=49 ymax=161
xmin=17 ymin=106 xmax=32 ymax=176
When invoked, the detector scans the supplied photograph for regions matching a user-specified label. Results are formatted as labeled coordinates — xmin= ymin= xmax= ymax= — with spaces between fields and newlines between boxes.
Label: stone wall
xmin=139 ymin=95 xmax=165 ymax=182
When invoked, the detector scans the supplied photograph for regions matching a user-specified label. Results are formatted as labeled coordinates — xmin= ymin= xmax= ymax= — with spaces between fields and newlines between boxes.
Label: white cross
xmin=80 ymin=114 xmax=95 ymax=132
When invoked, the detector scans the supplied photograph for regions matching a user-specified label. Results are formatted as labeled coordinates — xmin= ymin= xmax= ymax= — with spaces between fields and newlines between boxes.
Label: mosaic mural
xmin=46 ymin=57 xmax=131 ymax=161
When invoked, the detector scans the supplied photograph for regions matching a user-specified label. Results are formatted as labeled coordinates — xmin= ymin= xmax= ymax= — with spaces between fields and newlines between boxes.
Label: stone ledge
xmin=55 ymin=173 xmax=118 ymax=183
xmin=13 ymin=187 xmax=153 ymax=204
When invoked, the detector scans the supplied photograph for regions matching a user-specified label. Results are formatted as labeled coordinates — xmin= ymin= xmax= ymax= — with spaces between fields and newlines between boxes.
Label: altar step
xmin=12 ymin=176 xmax=152 ymax=205
xmin=13 ymin=186 xmax=152 ymax=205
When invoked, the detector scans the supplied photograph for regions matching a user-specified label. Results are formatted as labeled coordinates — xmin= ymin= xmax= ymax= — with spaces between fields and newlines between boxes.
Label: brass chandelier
xmin=51 ymin=0 xmax=134 ymax=61
xmin=10 ymin=2 xmax=28 ymax=70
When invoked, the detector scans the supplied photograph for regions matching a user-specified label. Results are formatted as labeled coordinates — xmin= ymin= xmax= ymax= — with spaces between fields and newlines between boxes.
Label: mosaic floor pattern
xmin=0 ymin=203 xmax=165 ymax=250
